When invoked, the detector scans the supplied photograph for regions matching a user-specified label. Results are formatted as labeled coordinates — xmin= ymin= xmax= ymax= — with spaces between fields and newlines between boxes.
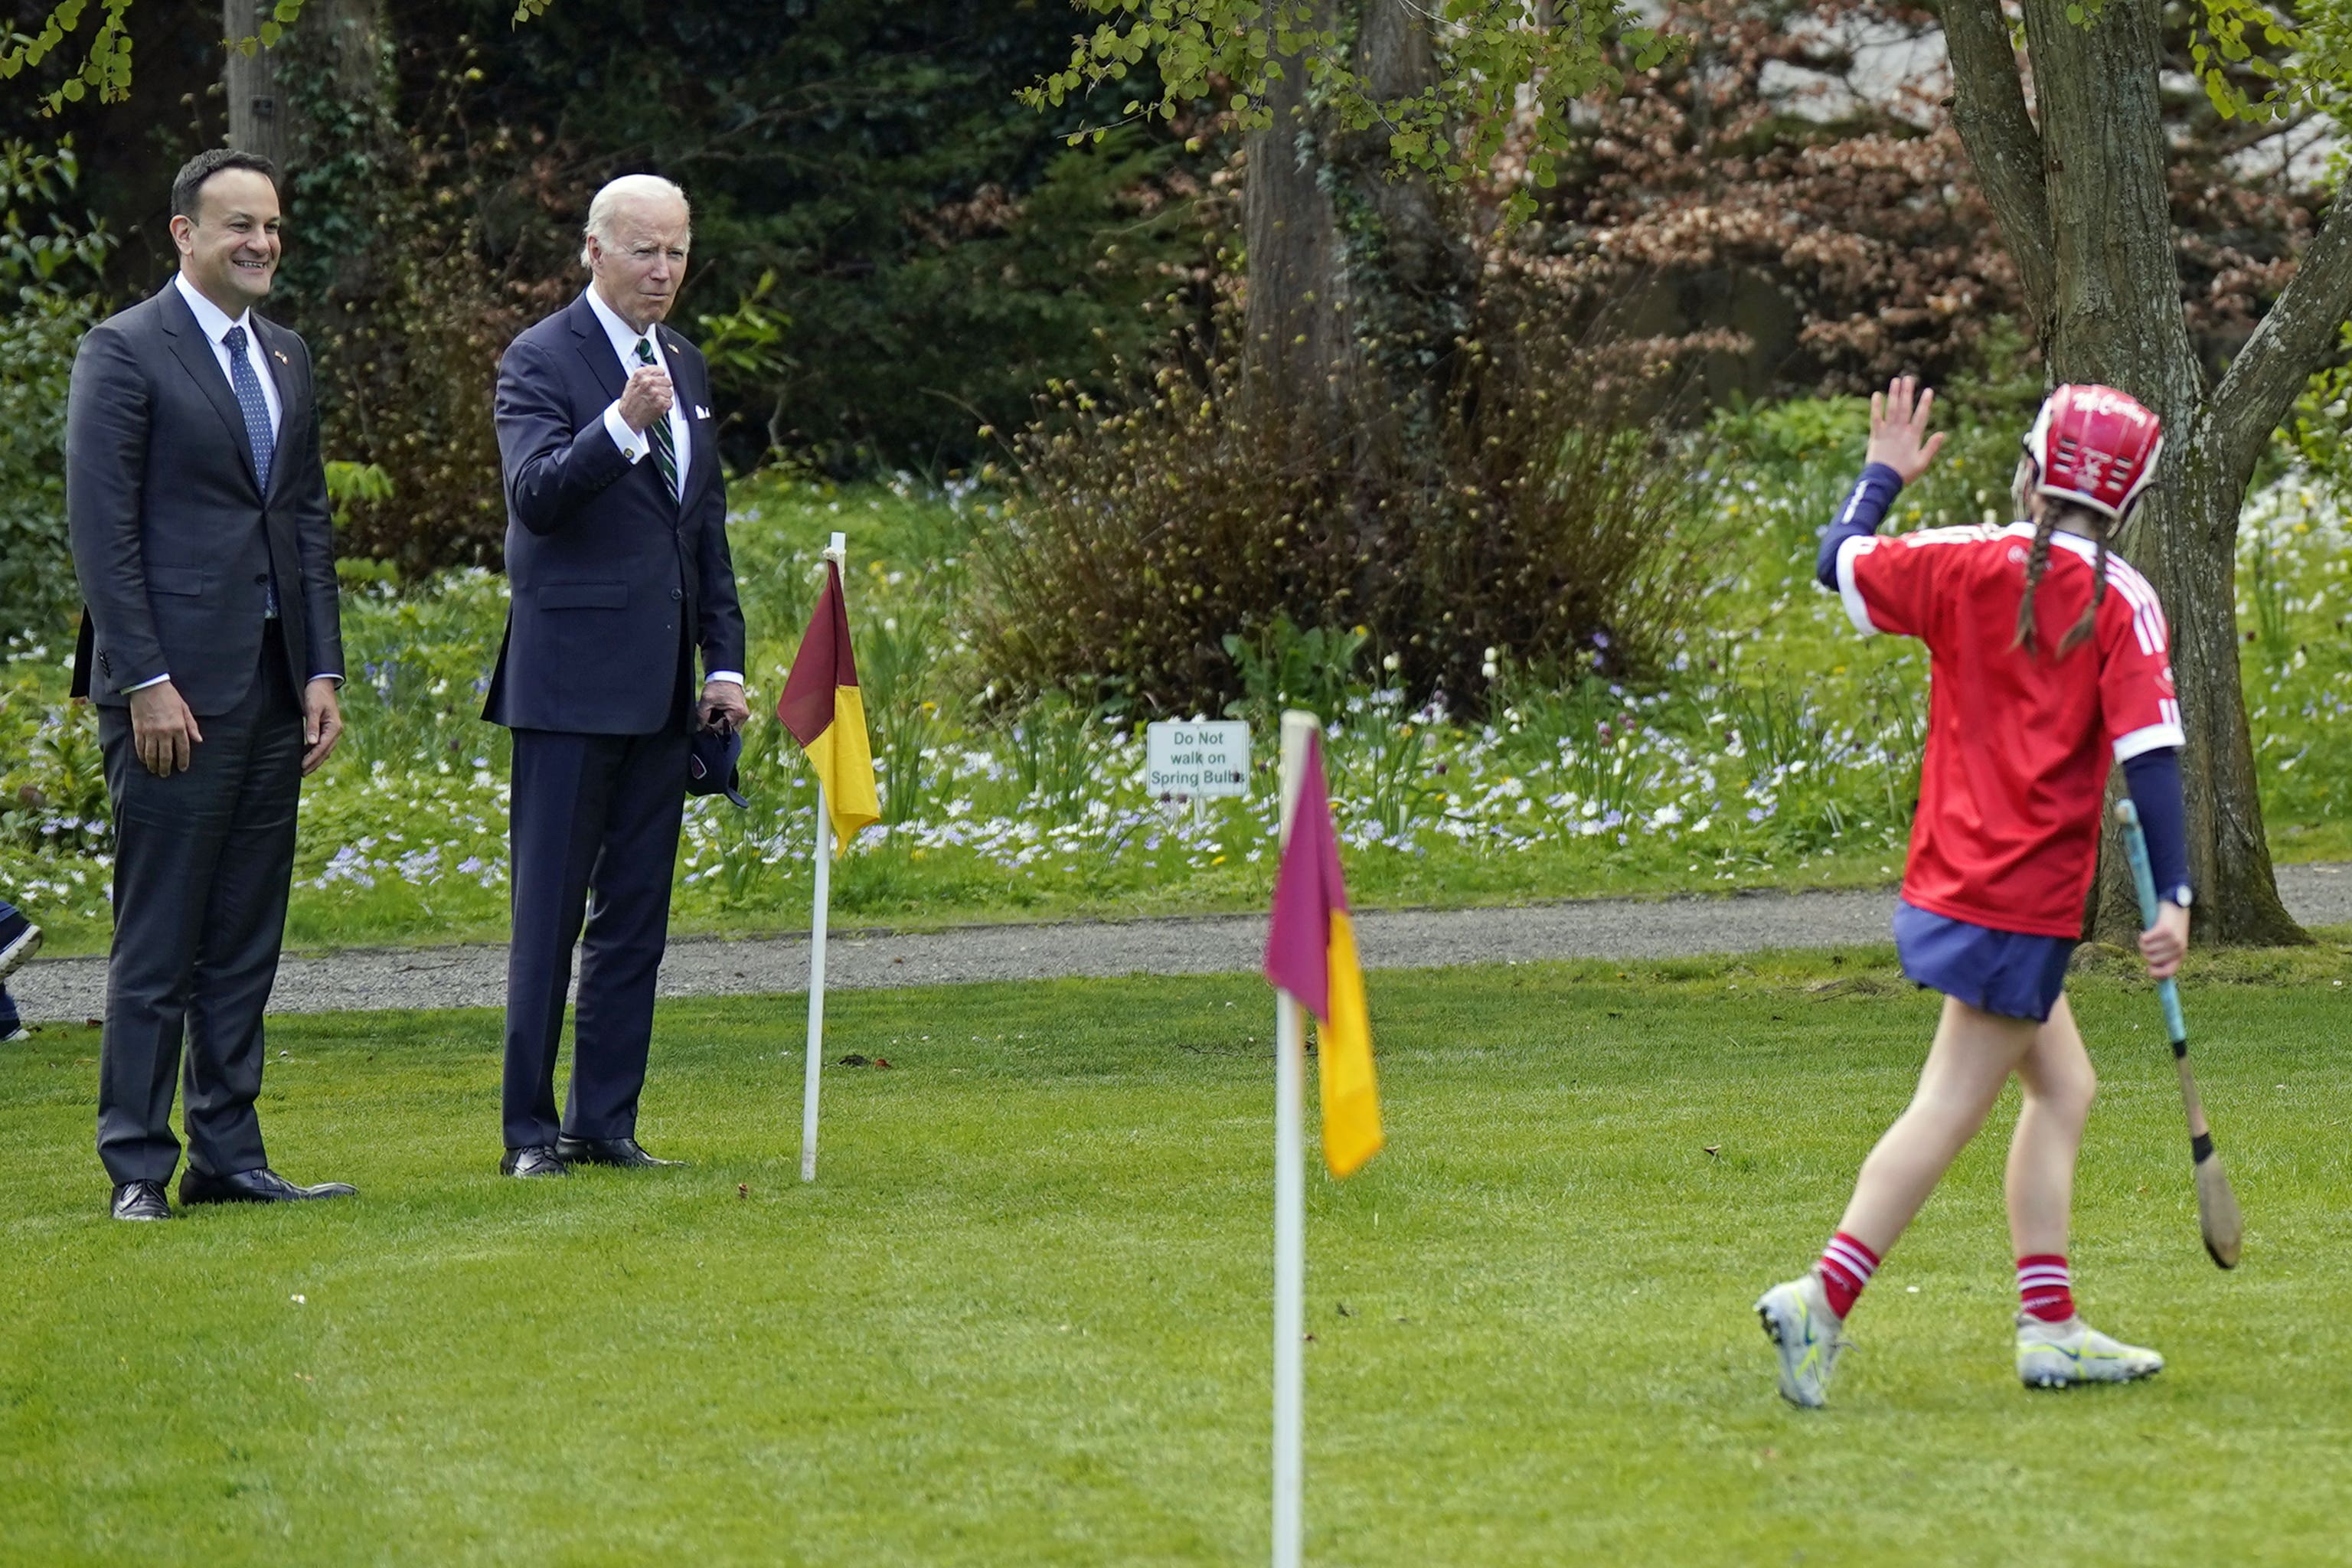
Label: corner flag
xmin=777 ymin=559 xmax=880 ymax=849
xmin=1263 ymin=729 xmax=1382 ymax=1178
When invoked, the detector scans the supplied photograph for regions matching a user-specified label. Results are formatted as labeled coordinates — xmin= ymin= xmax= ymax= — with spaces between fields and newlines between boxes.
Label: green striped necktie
xmin=634 ymin=337 xmax=679 ymax=500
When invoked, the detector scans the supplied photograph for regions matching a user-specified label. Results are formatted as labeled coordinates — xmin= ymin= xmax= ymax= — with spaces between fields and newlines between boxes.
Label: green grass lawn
xmin=4 ymin=950 xmax=2350 ymax=1565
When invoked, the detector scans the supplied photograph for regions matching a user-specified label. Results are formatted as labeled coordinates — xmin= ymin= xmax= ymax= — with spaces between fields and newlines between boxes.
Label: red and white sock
xmin=1817 ymin=1231 xmax=1880 ymax=1320
xmin=2017 ymin=1255 xmax=2074 ymax=1322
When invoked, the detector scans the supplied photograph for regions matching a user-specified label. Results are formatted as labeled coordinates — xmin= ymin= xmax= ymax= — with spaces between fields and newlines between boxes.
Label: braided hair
xmin=2011 ymin=459 xmax=2111 ymax=658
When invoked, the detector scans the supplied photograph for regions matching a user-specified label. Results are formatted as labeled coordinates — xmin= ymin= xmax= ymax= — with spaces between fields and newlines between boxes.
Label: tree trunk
xmin=224 ymin=0 xmax=384 ymax=173
xmin=223 ymin=0 xmax=291 ymax=167
xmin=2024 ymin=0 xmax=2307 ymax=946
xmin=1947 ymin=0 xmax=2329 ymax=945
xmin=1325 ymin=0 xmax=1475 ymax=439
xmin=1241 ymin=5 xmax=1346 ymax=427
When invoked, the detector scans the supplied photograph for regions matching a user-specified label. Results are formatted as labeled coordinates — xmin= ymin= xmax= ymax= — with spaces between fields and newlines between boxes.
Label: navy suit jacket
xmin=66 ymin=282 xmax=341 ymax=714
xmin=482 ymin=292 xmax=745 ymax=735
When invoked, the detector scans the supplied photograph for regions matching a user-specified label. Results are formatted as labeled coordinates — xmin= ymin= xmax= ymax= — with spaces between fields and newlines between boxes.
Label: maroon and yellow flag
xmin=1263 ymin=731 xmax=1383 ymax=1178
xmin=777 ymin=560 xmax=881 ymax=849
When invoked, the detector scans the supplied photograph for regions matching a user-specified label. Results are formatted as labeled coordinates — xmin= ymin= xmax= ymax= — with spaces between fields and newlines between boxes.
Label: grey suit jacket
xmin=67 ymin=281 xmax=341 ymax=714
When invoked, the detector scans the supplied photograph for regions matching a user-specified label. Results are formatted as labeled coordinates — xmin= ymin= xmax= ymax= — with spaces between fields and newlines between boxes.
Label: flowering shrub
xmin=974 ymin=310 xmax=1726 ymax=716
xmin=2238 ymin=477 xmax=2352 ymax=851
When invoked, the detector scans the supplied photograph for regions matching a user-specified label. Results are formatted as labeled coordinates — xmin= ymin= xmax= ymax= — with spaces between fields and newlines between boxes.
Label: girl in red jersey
xmin=1755 ymin=377 xmax=2194 ymax=1406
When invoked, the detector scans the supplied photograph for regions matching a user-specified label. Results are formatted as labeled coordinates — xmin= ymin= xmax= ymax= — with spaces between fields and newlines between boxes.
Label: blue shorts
xmin=1892 ymin=899 xmax=2075 ymax=1023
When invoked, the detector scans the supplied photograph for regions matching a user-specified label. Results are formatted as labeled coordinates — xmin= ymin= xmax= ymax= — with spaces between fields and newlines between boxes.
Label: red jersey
xmin=1835 ymin=523 xmax=2184 ymax=938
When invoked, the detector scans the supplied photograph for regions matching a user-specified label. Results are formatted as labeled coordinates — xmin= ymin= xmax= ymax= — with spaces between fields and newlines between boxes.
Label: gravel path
xmin=15 ymin=864 xmax=2351 ymax=1023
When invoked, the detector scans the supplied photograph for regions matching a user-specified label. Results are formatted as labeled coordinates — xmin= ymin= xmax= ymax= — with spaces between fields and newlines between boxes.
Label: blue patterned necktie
xmin=633 ymin=337 xmax=680 ymax=501
xmin=223 ymin=324 xmax=279 ymax=616
xmin=222 ymin=324 xmax=275 ymax=493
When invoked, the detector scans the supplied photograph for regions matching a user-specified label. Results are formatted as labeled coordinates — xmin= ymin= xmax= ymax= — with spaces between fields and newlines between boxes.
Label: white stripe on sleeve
xmin=1834 ymin=535 xmax=1880 ymax=636
xmin=2113 ymin=721 xmax=2187 ymax=762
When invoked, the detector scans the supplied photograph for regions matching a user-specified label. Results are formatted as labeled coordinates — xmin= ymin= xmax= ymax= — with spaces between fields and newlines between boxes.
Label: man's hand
xmin=698 ymin=678 xmax=750 ymax=731
xmin=618 ymin=364 xmax=675 ymax=434
xmin=2138 ymin=900 xmax=2190 ymax=981
xmin=128 ymin=680 xmax=204 ymax=776
xmin=302 ymin=678 xmax=345 ymax=776
xmin=1864 ymin=374 xmax=1946 ymax=485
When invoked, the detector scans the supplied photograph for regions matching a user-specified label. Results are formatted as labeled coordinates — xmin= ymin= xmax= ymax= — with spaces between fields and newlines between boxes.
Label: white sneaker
xmin=1756 ymin=1271 xmax=1847 ymax=1408
xmin=2016 ymin=1314 xmax=2164 ymax=1388
xmin=0 ymin=920 xmax=39 ymax=984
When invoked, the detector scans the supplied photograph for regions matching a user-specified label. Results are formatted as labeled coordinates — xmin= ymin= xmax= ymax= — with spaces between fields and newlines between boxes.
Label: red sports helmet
xmin=2022 ymin=384 xmax=2164 ymax=519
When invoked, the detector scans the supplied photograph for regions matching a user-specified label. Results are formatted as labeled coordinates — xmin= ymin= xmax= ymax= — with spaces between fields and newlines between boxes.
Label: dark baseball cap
xmin=688 ymin=723 xmax=749 ymax=808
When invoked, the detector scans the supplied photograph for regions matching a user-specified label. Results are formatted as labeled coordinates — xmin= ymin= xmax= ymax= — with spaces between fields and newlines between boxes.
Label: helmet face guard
xmin=2022 ymin=384 xmax=2164 ymax=521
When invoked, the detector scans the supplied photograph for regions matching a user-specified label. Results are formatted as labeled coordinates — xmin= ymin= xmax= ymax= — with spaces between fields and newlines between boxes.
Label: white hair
xmin=580 ymin=175 xmax=691 ymax=269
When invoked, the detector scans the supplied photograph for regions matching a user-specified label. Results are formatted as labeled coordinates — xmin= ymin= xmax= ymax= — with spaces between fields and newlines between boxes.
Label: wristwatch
xmin=2167 ymin=885 xmax=2194 ymax=909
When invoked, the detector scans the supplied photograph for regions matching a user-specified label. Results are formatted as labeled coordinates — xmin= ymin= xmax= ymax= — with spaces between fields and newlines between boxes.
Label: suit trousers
xmin=501 ymin=719 xmax=689 ymax=1149
xmin=96 ymin=626 xmax=302 ymax=1184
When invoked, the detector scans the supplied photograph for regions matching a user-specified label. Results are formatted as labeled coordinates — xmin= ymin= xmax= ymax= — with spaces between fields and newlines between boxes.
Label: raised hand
xmin=1864 ymin=374 xmax=1946 ymax=486
xmin=618 ymin=364 xmax=675 ymax=434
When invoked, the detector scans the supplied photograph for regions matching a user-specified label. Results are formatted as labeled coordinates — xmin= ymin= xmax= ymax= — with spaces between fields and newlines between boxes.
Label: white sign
xmin=1145 ymin=720 xmax=1252 ymax=799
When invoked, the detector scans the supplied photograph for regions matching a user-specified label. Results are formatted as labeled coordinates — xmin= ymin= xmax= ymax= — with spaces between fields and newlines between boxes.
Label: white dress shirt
xmin=581 ymin=286 xmax=739 ymax=691
xmin=175 ymin=271 xmax=281 ymax=436
xmin=126 ymin=275 xmax=335 ymax=694
xmin=584 ymin=284 xmax=693 ymax=504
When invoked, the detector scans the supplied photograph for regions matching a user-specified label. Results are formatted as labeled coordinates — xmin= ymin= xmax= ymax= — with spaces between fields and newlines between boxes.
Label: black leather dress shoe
xmin=180 ymin=1167 xmax=358 ymax=1204
xmin=111 ymin=1181 xmax=172 ymax=1221
xmin=554 ymin=1135 xmax=683 ymax=1168
xmin=499 ymin=1145 xmax=570 ymax=1178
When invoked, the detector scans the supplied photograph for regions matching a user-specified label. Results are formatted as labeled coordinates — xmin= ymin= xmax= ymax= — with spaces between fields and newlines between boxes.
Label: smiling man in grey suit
xmin=67 ymin=149 xmax=354 ymax=1222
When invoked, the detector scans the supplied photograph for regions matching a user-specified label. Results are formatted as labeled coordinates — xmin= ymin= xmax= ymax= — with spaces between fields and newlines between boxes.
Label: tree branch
xmin=1939 ymin=0 xmax=2056 ymax=338
xmin=2213 ymin=196 xmax=2352 ymax=479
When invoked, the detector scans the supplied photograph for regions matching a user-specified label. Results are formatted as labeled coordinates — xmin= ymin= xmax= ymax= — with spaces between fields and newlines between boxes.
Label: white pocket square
xmin=694 ymin=404 xmax=711 ymax=419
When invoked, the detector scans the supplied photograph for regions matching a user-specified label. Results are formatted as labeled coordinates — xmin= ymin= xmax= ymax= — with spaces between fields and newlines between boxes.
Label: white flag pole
xmin=1272 ymin=709 xmax=1317 ymax=1568
xmin=799 ymin=531 xmax=848 ymax=1184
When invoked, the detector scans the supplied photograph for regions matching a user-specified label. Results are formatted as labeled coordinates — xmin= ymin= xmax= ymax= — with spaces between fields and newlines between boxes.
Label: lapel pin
xmin=273 ymin=349 xmax=289 ymax=364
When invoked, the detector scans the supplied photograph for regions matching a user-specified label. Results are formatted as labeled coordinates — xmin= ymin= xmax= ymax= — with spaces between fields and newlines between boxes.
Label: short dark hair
xmin=171 ymin=149 xmax=279 ymax=222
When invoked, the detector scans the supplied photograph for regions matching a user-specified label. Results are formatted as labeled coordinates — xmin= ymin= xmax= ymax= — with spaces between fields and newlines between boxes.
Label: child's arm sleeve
xmin=2120 ymin=746 xmax=2191 ymax=903
xmin=1815 ymin=462 xmax=1905 ymax=589
xmin=2099 ymin=584 xmax=2186 ymax=763
xmin=1817 ymin=463 xmax=1936 ymax=637
xmin=2099 ymin=573 xmax=2192 ymax=901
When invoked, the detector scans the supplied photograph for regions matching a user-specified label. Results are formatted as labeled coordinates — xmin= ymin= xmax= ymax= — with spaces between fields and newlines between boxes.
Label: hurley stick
xmin=2114 ymin=800 xmax=2243 ymax=1269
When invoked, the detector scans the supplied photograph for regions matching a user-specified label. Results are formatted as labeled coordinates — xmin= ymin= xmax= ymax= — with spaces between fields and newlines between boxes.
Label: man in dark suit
xmin=485 ymin=174 xmax=748 ymax=1178
xmin=67 ymin=149 xmax=354 ymax=1222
